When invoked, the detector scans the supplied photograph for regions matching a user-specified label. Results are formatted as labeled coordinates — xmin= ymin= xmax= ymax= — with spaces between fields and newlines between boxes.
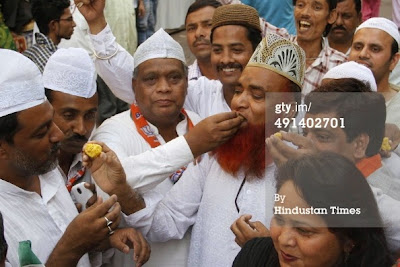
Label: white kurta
xmin=92 ymin=109 xmax=201 ymax=267
xmin=0 ymin=168 xmax=91 ymax=267
xmin=89 ymin=25 xmax=230 ymax=118
xmin=124 ymin=155 xmax=277 ymax=267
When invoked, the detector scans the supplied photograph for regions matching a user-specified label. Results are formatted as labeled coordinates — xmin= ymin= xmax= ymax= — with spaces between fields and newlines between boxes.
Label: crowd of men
xmin=1 ymin=0 xmax=400 ymax=266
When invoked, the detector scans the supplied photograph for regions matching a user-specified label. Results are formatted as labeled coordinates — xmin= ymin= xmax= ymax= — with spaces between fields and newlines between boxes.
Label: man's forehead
xmin=354 ymin=28 xmax=394 ymax=44
xmin=186 ymin=6 xmax=216 ymax=23
xmin=212 ymin=25 xmax=249 ymax=44
xmin=137 ymin=58 xmax=185 ymax=73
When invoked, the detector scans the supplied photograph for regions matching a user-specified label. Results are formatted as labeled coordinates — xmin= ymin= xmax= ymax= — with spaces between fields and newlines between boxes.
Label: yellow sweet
xmin=381 ymin=137 xmax=391 ymax=152
xmin=84 ymin=144 xmax=102 ymax=158
xmin=274 ymin=132 xmax=283 ymax=140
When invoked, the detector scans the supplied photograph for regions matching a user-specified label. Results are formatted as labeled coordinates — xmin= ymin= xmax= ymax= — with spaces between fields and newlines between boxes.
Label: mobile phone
xmin=71 ymin=182 xmax=94 ymax=210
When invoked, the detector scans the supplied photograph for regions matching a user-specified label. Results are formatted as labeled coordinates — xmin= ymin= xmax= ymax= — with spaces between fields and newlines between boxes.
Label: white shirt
xmin=92 ymin=109 xmax=201 ymax=193
xmin=92 ymin=109 xmax=201 ymax=267
xmin=124 ymin=155 xmax=277 ymax=267
xmin=89 ymin=25 xmax=230 ymax=118
xmin=0 ymin=168 xmax=91 ymax=267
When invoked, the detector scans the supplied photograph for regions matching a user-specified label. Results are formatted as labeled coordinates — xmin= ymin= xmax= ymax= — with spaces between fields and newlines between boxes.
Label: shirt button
xmin=246 ymin=190 xmax=252 ymax=195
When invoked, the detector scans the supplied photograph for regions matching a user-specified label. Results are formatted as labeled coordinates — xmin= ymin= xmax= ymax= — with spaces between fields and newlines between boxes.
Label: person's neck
xmin=327 ymin=37 xmax=351 ymax=54
xmin=47 ymin=32 xmax=60 ymax=45
xmin=0 ymin=168 xmax=41 ymax=195
xmin=377 ymin=76 xmax=397 ymax=102
xmin=197 ymin=58 xmax=218 ymax=80
xmin=148 ymin=115 xmax=183 ymax=143
xmin=222 ymin=84 xmax=235 ymax=107
xmin=297 ymin=38 xmax=323 ymax=67
xmin=58 ymin=150 xmax=76 ymax=176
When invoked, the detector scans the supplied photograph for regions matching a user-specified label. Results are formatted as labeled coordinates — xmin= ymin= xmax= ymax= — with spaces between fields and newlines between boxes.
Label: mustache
xmin=50 ymin=142 xmax=61 ymax=154
xmin=216 ymin=63 xmax=243 ymax=71
xmin=193 ymin=37 xmax=210 ymax=47
xmin=65 ymin=134 xmax=88 ymax=143
xmin=332 ymin=25 xmax=346 ymax=31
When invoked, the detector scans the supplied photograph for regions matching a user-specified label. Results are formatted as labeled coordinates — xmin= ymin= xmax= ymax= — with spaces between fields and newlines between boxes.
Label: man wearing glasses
xmin=23 ymin=0 xmax=76 ymax=73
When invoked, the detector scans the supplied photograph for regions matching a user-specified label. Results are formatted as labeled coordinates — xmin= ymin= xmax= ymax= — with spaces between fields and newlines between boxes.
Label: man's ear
xmin=327 ymin=9 xmax=338 ymax=25
xmin=49 ymin=20 xmax=58 ymax=33
xmin=352 ymin=133 xmax=369 ymax=161
xmin=389 ymin=52 xmax=400 ymax=71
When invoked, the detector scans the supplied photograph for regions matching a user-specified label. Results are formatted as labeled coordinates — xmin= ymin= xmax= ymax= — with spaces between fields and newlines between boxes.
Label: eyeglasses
xmin=234 ymin=176 xmax=247 ymax=213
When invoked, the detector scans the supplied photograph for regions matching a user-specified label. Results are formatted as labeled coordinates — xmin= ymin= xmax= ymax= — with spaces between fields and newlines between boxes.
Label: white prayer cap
xmin=247 ymin=33 xmax=306 ymax=88
xmin=43 ymin=47 xmax=96 ymax=98
xmin=0 ymin=49 xmax=46 ymax=117
xmin=355 ymin=17 xmax=400 ymax=47
xmin=322 ymin=61 xmax=377 ymax=91
xmin=133 ymin=28 xmax=186 ymax=69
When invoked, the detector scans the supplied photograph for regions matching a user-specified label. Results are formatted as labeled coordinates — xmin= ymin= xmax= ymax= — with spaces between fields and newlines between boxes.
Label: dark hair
xmin=337 ymin=0 xmax=361 ymax=13
xmin=305 ymin=78 xmax=386 ymax=156
xmin=31 ymin=0 xmax=70 ymax=35
xmin=210 ymin=25 xmax=262 ymax=52
xmin=293 ymin=0 xmax=338 ymax=37
xmin=0 ymin=112 xmax=19 ymax=144
xmin=391 ymin=39 xmax=399 ymax=59
xmin=185 ymin=0 xmax=221 ymax=24
xmin=0 ymin=213 xmax=7 ymax=263
xmin=276 ymin=152 xmax=393 ymax=266
xmin=44 ymin=88 xmax=53 ymax=103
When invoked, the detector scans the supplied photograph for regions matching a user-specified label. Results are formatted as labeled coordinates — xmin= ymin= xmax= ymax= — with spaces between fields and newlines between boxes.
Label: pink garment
xmin=362 ymin=0 xmax=381 ymax=21
xmin=393 ymin=0 xmax=400 ymax=29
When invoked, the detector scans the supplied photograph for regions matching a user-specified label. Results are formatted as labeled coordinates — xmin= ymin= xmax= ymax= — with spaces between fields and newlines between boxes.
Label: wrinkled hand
xmin=380 ymin=123 xmax=400 ymax=158
xmin=265 ymin=131 xmax=317 ymax=166
xmin=185 ymin=112 xmax=245 ymax=158
xmin=74 ymin=0 xmax=106 ymax=33
xmin=63 ymin=195 xmax=121 ymax=252
xmin=110 ymin=228 xmax=151 ymax=267
xmin=138 ymin=1 xmax=145 ymax=18
xmin=231 ymin=214 xmax=270 ymax=247
xmin=82 ymin=141 xmax=127 ymax=196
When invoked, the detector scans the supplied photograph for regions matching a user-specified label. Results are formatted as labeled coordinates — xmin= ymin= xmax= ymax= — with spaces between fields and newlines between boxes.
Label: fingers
xmin=210 ymin=111 xmax=239 ymax=123
xmin=94 ymin=194 xmax=118 ymax=216
xmin=265 ymin=137 xmax=289 ymax=166
xmin=281 ymin=131 xmax=312 ymax=149
xmin=104 ymin=202 xmax=121 ymax=230
xmin=135 ymin=232 xmax=150 ymax=266
xmin=110 ymin=230 xmax=130 ymax=254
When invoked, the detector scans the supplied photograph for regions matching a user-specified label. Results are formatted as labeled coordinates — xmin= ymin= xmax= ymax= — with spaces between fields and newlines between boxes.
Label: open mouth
xmin=299 ymin=20 xmax=311 ymax=31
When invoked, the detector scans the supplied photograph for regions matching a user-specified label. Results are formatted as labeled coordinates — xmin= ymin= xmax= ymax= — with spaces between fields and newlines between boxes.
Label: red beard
xmin=214 ymin=123 xmax=273 ymax=179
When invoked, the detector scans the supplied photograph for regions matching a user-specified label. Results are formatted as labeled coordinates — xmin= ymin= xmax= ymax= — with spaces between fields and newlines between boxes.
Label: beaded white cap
xmin=43 ymin=48 xmax=97 ymax=98
xmin=0 ymin=49 xmax=46 ymax=117
xmin=247 ymin=33 xmax=306 ymax=88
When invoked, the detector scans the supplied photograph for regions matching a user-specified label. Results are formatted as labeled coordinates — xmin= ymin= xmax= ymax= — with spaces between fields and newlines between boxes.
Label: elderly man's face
xmin=2 ymin=101 xmax=64 ymax=176
xmin=50 ymin=91 xmax=98 ymax=155
xmin=185 ymin=6 xmax=216 ymax=61
xmin=211 ymin=25 xmax=254 ymax=88
xmin=133 ymin=58 xmax=187 ymax=125
xmin=231 ymin=66 xmax=292 ymax=126
xmin=349 ymin=28 xmax=399 ymax=84
xmin=328 ymin=0 xmax=361 ymax=45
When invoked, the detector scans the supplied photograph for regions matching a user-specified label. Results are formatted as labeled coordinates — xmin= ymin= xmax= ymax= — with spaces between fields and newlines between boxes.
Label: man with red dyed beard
xmin=87 ymin=33 xmax=305 ymax=267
